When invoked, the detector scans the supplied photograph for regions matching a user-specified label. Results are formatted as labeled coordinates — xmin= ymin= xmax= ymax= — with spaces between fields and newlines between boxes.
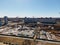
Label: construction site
xmin=0 ymin=17 xmax=60 ymax=45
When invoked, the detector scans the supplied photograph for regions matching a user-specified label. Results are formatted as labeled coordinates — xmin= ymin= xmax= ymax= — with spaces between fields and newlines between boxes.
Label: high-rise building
xmin=0 ymin=18 xmax=2 ymax=27
xmin=4 ymin=16 xmax=8 ymax=25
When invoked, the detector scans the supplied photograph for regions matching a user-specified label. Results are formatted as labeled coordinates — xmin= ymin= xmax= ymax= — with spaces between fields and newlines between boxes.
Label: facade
xmin=24 ymin=18 xmax=37 ymax=23
xmin=24 ymin=18 xmax=56 ymax=24
xmin=4 ymin=16 xmax=8 ymax=25
xmin=0 ymin=19 xmax=2 ymax=27
xmin=56 ymin=18 xmax=60 ymax=24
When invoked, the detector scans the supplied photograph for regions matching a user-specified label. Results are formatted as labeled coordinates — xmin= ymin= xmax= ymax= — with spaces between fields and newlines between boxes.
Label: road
xmin=0 ymin=35 xmax=60 ymax=44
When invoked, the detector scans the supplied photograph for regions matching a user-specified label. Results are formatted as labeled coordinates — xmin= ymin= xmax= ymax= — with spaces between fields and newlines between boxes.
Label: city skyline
xmin=0 ymin=0 xmax=60 ymax=17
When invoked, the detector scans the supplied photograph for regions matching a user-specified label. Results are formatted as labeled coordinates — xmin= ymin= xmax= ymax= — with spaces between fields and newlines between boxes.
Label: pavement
xmin=0 ymin=42 xmax=7 ymax=45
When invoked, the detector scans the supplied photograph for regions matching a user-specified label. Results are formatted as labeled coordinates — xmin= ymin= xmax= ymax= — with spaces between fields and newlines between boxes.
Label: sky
xmin=0 ymin=0 xmax=60 ymax=17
